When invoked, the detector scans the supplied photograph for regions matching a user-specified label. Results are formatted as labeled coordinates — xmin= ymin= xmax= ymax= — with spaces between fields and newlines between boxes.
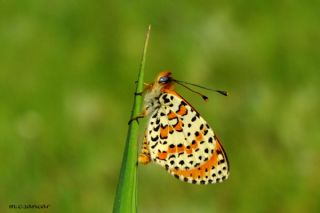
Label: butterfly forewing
xmin=146 ymin=91 xmax=229 ymax=184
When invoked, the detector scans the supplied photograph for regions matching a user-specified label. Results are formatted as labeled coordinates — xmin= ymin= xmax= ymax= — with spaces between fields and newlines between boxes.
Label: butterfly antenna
xmin=173 ymin=79 xmax=228 ymax=97
xmin=174 ymin=81 xmax=209 ymax=101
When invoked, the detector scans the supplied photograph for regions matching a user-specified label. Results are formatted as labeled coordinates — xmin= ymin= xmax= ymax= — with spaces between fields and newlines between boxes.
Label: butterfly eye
xmin=159 ymin=76 xmax=169 ymax=83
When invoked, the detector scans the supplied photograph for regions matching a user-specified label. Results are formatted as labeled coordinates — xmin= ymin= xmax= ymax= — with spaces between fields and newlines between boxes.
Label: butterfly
xmin=132 ymin=71 xmax=229 ymax=184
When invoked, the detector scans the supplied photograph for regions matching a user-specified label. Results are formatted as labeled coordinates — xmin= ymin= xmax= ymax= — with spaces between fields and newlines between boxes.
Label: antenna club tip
xmin=217 ymin=90 xmax=228 ymax=96
xmin=202 ymin=96 xmax=209 ymax=101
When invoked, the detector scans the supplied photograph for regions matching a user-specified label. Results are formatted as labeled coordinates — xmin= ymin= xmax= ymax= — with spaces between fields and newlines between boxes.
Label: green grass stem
xmin=113 ymin=25 xmax=151 ymax=213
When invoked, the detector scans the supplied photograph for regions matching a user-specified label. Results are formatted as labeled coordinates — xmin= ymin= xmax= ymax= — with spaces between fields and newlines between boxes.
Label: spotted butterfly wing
xmin=144 ymin=90 xmax=229 ymax=184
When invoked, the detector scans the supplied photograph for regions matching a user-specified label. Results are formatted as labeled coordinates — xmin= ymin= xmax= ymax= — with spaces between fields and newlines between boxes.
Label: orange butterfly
xmin=132 ymin=71 xmax=229 ymax=184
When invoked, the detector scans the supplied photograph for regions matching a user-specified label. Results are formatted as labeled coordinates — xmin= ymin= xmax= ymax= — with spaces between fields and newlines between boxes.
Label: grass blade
xmin=113 ymin=25 xmax=151 ymax=213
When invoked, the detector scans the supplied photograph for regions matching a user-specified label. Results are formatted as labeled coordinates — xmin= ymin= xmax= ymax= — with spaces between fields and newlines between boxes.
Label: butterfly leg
xmin=134 ymin=81 xmax=152 ymax=86
xmin=134 ymin=83 xmax=152 ymax=96
xmin=128 ymin=107 xmax=148 ymax=125
xmin=128 ymin=114 xmax=145 ymax=125
xmin=138 ymin=132 xmax=151 ymax=165
xmin=135 ymin=92 xmax=143 ymax=96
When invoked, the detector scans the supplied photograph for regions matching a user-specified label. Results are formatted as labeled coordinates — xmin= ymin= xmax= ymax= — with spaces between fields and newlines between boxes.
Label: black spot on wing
xmin=204 ymin=129 xmax=208 ymax=135
xmin=178 ymin=152 xmax=184 ymax=157
xmin=156 ymin=118 xmax=160 ymax=125
xmin=153 ymin=125 xmax=160 ymax=131
xmin=168 ymin=155 xmax=176 ymax=159
xmin=152 ymin=112 xmax=158 ymax=118
xmin=218 ymin=159 xmax=225 ymax=165
xmin=200 ymin=124 xmax=204 ymax=130
xmin=151 ymin=135 xmax=159 ymax=142
xmin=216 ymin=150 xmax=223 ymax=155
xmin=160 ymin=135 xmax=168 ymax=140
xmin=162 ymin=94 xmax=171 ymax=104
xmin=151 ymin=142 xmax=158 ymax=149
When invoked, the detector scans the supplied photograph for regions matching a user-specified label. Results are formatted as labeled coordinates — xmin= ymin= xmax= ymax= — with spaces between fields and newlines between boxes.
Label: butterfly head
xmin=156 ymin=71 xmax=172 ymax=83
xmin=154 ymin=71 xmax=174 ymax=90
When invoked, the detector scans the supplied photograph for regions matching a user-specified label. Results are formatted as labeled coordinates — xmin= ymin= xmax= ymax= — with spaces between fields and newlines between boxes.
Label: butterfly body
xmin=138 ymin=71 xmax=229 ymax=184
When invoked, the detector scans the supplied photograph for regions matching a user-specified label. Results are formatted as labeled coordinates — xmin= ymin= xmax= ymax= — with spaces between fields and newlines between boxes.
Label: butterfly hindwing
xmin=146 ymin=91 xmax=229 ymax=184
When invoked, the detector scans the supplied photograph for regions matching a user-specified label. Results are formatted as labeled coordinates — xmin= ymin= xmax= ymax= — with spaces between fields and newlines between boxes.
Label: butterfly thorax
xmin=144 ymin=84 xmax=163 ymax=116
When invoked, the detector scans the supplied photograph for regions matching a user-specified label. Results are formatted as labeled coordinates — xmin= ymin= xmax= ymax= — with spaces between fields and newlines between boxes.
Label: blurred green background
xmin=1 ymin=0 xmax=320 ymax=212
